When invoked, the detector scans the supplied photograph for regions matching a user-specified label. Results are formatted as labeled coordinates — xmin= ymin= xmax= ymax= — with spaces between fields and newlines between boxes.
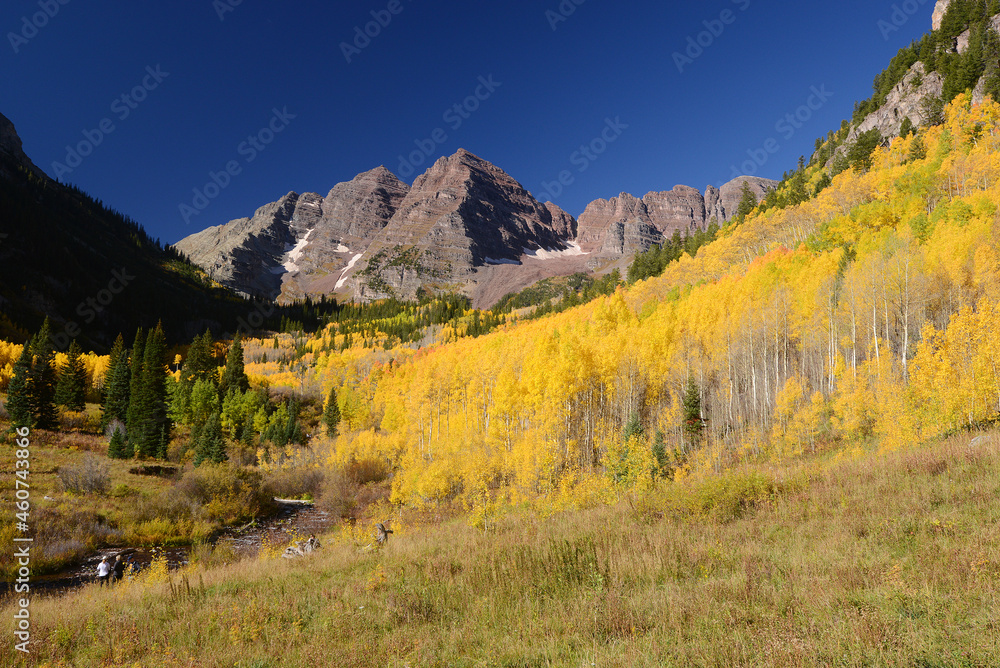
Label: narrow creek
xmin=13 ymin=500 xmax=334 ymax=596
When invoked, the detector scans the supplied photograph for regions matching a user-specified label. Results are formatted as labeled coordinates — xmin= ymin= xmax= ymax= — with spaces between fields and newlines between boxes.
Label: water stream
xmin=9 ymin=500 xmax=334 ymax=597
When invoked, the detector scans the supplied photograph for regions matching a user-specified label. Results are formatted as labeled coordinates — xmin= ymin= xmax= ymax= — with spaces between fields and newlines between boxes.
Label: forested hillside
xmin=295 ymin=94 xmax=1000 ymax=514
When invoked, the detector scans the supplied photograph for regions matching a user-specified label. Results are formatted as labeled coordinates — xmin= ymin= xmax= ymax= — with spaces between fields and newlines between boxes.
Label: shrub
xmin=110 ymin=483 xmax=139 ymax=498
xmin=263 ymin=466 xmax=325 ymax=500
xmin=175 ymin=463 xmax=274 ymax=525
xmin=345 ymin=457 xmax=389 ymax=485
xmin=318 ymin=468 xmax=358 ymax=518
xmin=57 ymin=455 xmax=111 ymax=495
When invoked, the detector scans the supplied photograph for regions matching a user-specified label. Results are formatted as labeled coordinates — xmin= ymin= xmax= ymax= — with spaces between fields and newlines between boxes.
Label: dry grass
xmin=3 ymin=431 xmax=1000 ymax=666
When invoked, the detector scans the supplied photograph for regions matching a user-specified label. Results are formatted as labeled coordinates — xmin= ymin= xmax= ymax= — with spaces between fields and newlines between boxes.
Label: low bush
xmin=263 ymin=466 xmax=325 ymax=500
xmin=57 ymin=455 xmax=110 ymax=495
xmin=175 ymin=463 xmax=274 ymax=525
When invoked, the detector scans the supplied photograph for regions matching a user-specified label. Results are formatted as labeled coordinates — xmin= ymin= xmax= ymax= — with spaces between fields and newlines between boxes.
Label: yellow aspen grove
xmin=90 ymin=94 xmax=1000 ymax=512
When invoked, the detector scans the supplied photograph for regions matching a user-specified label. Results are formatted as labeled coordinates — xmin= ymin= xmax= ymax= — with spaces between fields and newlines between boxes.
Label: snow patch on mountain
xmin=336 ymin=252 xmax=364 ymax=289
xmin=523 ymin=242 xmax=588 ymax=260
xmin=283 ymin=229 xmax=314 ymax=273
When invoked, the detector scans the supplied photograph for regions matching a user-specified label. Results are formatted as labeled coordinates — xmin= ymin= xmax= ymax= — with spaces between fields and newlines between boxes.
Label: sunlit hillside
xmin=294 ymin=93 xmax=1000 ymax=518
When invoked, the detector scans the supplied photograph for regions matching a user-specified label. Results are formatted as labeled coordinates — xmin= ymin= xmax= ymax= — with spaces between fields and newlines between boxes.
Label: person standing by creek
xmin=96 ymin=557 xmax=111 ymax=586
xmin=112 ymin=555 xmax=126 ymax=583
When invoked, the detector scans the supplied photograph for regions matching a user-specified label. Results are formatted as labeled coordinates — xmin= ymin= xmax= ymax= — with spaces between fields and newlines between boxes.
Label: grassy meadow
xmin=3 ymin=430 xmax=998 ymax=667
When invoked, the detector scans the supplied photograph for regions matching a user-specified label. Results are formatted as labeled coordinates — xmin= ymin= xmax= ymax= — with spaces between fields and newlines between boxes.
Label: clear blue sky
xmin=2 ymin=0 xmax=932 ymax=244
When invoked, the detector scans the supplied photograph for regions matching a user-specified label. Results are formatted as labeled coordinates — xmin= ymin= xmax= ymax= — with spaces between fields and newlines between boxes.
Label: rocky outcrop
xmin=932 ymin=0 xmax=951 ymax=31
xmin=705 ymin=177 xmax=777 ymax=225
xmin=174 ymin=193 xmax=302 ymax=298
xmin=576 ymin=178 xmax=777 ymax=262
xmin=175 ymin=150 xmax=582 ymax=305
xmin=0 ymin=112 xmax=46 ymax=180
xmin=839 ymin=3 xmax=1000 ymax=154
xmin=830 ymin=61 xmax=944 ymax=167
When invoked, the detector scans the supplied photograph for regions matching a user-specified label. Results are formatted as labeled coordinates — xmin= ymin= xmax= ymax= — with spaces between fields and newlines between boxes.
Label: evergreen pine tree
xmin=682 ymin=376 xmax=705 ymax=445
xmin=55 ymin=340 xmax=87 ymax=411
xmin=623 ymin=411 xmax=644 ymax=442
xmin=322 ymin=386 xmax=341 ymax=436
xmin=134 ymin=324 xmax=170 ymax=459
xmin=899 ymin=116 xmax=916 ymax=138
xmin=788 ymin=157 xmax=809 ymax=205
xmin=194 ymin=412 xmax=226 ymax=466
xmin=5 ymin=343 xmax=32 ymax=429
xmin=218 ymin=334 xmax=250 ymax=397
xmin=101 ymin=334 xmax=124 ymax=412
xmin=651 ymin=429 xmax=669 ymax=479
xmin=102 ymin=335 xmax=131 ymax=429
xmin=107 ymin=425 xmax=128 ymax=459
xmin=125 ymin=327 xmax=146 ymax=446
xmin=184 ymin=330 xmax=216 ymax=386
xmin=814 ymin=172 xmax=833 ymax=196
xmin=732 ymin=181 xmax=758 ymax=225
xmin=28 ymin=319 xmax=58 ymax=430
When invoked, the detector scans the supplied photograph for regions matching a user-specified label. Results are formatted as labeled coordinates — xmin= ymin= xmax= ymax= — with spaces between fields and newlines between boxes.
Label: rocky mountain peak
xmin=0 ymin=112 xmax=46 ymax=180
xmin=174 ymin=149 xmax=774 ymax=307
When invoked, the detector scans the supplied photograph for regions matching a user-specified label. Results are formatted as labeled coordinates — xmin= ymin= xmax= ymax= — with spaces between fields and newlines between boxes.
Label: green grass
xmin=3 ymin=432 xmax=1000 ymax=666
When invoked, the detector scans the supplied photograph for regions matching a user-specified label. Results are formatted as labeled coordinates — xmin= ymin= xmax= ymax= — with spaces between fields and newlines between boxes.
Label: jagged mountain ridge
xmin=575 ymin=178 xmax=777 ymax=263
xmin=174 ymin=166 xmax=410 ymax=300
xmin=175 ymin=149 xmax=773 ymax=308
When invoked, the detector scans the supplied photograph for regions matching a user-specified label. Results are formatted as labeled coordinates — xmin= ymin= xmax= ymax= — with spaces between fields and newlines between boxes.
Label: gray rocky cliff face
xmin=174 ymin=166 xmax=410 ymax=301
xmin=175 ymin=150 xmax=582 ymax=305
xmin=576 ymin=177 xmax=777 ymax=264
xmin=846 ymin=62 xmax=945 ymax=147
xmin=174 ymin=193 xmax=301 ymax=298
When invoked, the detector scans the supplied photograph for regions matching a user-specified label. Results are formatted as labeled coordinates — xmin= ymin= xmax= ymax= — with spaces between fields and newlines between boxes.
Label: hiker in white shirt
xmin=96 ymin=556 xmax=111 ymax=586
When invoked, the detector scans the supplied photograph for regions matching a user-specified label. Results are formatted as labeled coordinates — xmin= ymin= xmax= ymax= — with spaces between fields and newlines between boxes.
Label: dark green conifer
xmin=125 ymin=327 xmax=145 ymax=444
xmin=107 ymin=425 xmax=128 ymax=459
xmin=682 ymin=376 xmax=705 ymax=444
xmin=218 ymin=334 xmax=250 ymax=397
xmin=55 ymin=340 xmax=87 ymax=412
xmin=5 ymin=343 xmax=32 ymax=429
xmin=102 ymin=335 xmax=131 ymax=429
xmin=28 ymin=319 xmax=58 ymax=430
xmin=323 ymin=386 xmax=341 ymax=437
xmin=134 ymin=324 xmax=170 ymax=459
xmin=194 ymin=412 xmax=226 ymax=466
